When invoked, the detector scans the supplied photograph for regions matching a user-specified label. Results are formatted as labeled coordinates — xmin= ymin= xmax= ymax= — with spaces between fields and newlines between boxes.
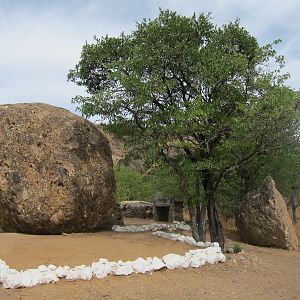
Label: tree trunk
xmin=187 ymin=201 xmax=200 ymax=241
xmin=194 ymin=172 xmax=206 ymax=242
xmin=196 ymin=203 xmax=206 ymax=242
xmin=202 ymin=171 xmax=225 ymax=250
xmin=291 ymin=194 xmax=298 ymax=224
xmin=206 ymin=193 xmax=225 ymax=250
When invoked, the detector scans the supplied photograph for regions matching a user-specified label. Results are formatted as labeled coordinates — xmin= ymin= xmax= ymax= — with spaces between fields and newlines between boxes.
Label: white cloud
xmin=0 ymin=0 xmax=299 ymax=116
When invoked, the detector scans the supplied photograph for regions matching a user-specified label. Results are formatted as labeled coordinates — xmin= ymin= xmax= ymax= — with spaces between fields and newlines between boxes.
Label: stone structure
xmin=120 ymin=201 xmax=153 ymax=219
xmin=153 ymin=198 xmax=183 ymax=222
xmin=235 ymin=176 xmax=298 ymax=250
xmin=0 ymin=103 xmax=116 ymax=234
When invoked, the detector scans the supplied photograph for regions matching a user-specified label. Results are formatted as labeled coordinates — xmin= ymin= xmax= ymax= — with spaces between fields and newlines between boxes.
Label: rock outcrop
xmin=120 ymin=201 xmax=153 ymax=219
xmin=0 ymin=103 xmax=116 ymax=234
xmin=235 ymin=176 xmax=298 ymax=250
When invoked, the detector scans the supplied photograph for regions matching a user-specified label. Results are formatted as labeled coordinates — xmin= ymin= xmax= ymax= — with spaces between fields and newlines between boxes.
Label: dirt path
xmin=0 ymin=217 xmax=299 ymax=300
xmin=0 ymin=231 xmax=194 ymax=271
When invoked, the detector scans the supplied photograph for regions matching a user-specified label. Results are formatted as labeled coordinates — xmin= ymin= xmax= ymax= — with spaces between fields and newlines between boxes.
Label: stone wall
xmin=120 ymin=201 xmax=153 ymax=219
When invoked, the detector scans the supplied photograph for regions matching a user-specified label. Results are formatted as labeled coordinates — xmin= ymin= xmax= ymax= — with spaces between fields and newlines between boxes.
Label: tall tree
xmin=68 ymin=10 xmax=299 ymax=249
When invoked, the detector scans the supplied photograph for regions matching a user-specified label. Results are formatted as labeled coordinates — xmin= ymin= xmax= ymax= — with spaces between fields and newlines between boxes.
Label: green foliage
xmin=150 ymin=166 xmax=181 ymax=199
xmin=246 ymin=147 xmax=300 ymax=194
xmin=114 ymin=165 xmax=154 ymax=202
xmin=115 ymin=163 xmax=192 ymax=203
xmin=69 ymin=9 xmax=299 ymax=216
xmin=217 ymin=172 xmax=242 ymax=218
xmin=149 ymin=164 xmax=203 ymax=203
xmin=233 ymin=243 xmax=242 ymax=253
xmin=256 ymin=149 xmax=300 ymax=198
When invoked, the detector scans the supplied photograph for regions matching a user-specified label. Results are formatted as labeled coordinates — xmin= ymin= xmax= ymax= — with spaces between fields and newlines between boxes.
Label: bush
xmin=233 ymin=243 xmax=242 ymax=253
xmin=114 ymin=165 xmax=155 ymax=202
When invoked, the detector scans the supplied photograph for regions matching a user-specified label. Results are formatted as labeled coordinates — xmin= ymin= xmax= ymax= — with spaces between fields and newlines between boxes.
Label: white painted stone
xmin=114 ymin=261 xmax=134 ymax=276
xmin=65 ymin=269 xmax=81 ymax=281
xmin=2 ymin=272 xmax=22 ymax=289
xmin=48 ymin=264 xmax=57 ymax=271
xmin=55 ymin=266 xmax=70 ymax=278
xmin=37 ymin=265 xmax=48 ymax=272
xmin=151 ymin=257 xmax=165 ymax=270
xmin=179 ymin=256 xmax=191 ymax=268
xmin=162 ymin=254 xmax=183 ymax=269
xmin=132 ymin=258 xmax=152 ymax=273
xmin=91 ymin=261 xmax=110 ymax=279
xmin=80 ymin=267 xmax=93 ymax=280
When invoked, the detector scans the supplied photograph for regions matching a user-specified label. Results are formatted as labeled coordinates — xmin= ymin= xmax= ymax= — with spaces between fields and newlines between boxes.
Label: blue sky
xmin=0 ymin=0 xmax=299 ymax=115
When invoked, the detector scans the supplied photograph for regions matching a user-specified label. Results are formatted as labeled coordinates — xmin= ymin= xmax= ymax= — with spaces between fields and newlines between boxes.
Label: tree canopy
xmin=69 ymin=10 xmax=300 ymax=248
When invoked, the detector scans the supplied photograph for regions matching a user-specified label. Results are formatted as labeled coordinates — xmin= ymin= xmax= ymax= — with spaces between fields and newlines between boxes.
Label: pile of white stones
xmin=0 ymin=246 xmax=225 ymax=289
xmin=0 ymin=221 xmax=226 ymax=289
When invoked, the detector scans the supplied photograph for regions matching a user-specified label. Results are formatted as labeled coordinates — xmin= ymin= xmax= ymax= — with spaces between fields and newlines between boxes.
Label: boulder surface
xmin=0 ymin=103 xmax=116 ymax=234
xmin=235 ymin=176 xmax=298 ymax=250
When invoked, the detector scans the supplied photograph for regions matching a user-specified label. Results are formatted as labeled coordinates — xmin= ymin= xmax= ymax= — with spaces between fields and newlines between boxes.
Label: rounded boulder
xmin=0 ymin=103 xmax=116 ymax=234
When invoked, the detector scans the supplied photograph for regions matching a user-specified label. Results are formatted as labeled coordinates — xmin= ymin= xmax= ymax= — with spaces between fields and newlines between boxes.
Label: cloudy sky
xmin=0 ymin=0 xmax=299 ymax=115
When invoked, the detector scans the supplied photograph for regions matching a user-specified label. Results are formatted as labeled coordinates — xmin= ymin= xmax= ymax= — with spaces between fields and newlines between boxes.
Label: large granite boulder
xmin=235 ymin=176 xmax=298 ymax=250
xmin=0 ymin=103 xmax=116 ymax=234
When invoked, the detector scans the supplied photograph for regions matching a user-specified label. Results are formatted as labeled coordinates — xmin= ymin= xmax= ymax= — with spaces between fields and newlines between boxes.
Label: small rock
xmin=226 ymin=248 xmax=234 ymax=254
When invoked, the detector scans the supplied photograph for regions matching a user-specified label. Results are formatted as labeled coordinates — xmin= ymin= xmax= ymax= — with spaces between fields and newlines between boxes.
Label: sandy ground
xmin=0 ymin=217 xmax=300 ymax=300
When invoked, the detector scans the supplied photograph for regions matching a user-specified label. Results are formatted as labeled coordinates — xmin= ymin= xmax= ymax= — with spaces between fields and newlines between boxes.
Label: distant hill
xmin=104 ymin=132 xmax=125 ymax=166
xmin=100 ymin=128 xmax=143 ymax=171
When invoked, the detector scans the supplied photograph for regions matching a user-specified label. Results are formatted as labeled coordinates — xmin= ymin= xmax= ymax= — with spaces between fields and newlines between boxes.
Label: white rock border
xmin=0 ymin=222 xmax=226 ymax=289
xmin=152 ymin=231 xmax=219 ymax=248
xmin=112 ymin=221 xmax=190 ymax=232
xmin=0 ymin=246 xmax=225 ymax=289
xmin=112 ymin=222 xmax=217 ymax=247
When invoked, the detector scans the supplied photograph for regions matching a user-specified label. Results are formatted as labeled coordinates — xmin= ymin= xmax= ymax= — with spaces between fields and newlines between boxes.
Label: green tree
xmin=115 ymin=163 xmax=190 ymax=203
xmin=114 ymin=165 xmax=155 ymax=202
xmin=68 ymin=10 xmax=299 ymax=248
xmin=149 ymin=165 xmax=182 ymax=199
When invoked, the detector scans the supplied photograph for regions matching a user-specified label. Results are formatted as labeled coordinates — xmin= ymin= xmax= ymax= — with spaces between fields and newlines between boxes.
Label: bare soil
xmin=0 ymin=216 xmax=299 ymax=300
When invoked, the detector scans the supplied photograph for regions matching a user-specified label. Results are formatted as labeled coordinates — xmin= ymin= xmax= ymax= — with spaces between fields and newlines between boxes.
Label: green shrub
xmin=233 ymin=243 xmax=242 ymax=253
xmin=114 ymin=165 xmax=155 ymax=202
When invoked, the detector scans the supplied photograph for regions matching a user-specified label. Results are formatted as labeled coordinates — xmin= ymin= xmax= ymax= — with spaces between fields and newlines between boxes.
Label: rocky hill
xmin=102 ymin=130 xmax=143 ymax=171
